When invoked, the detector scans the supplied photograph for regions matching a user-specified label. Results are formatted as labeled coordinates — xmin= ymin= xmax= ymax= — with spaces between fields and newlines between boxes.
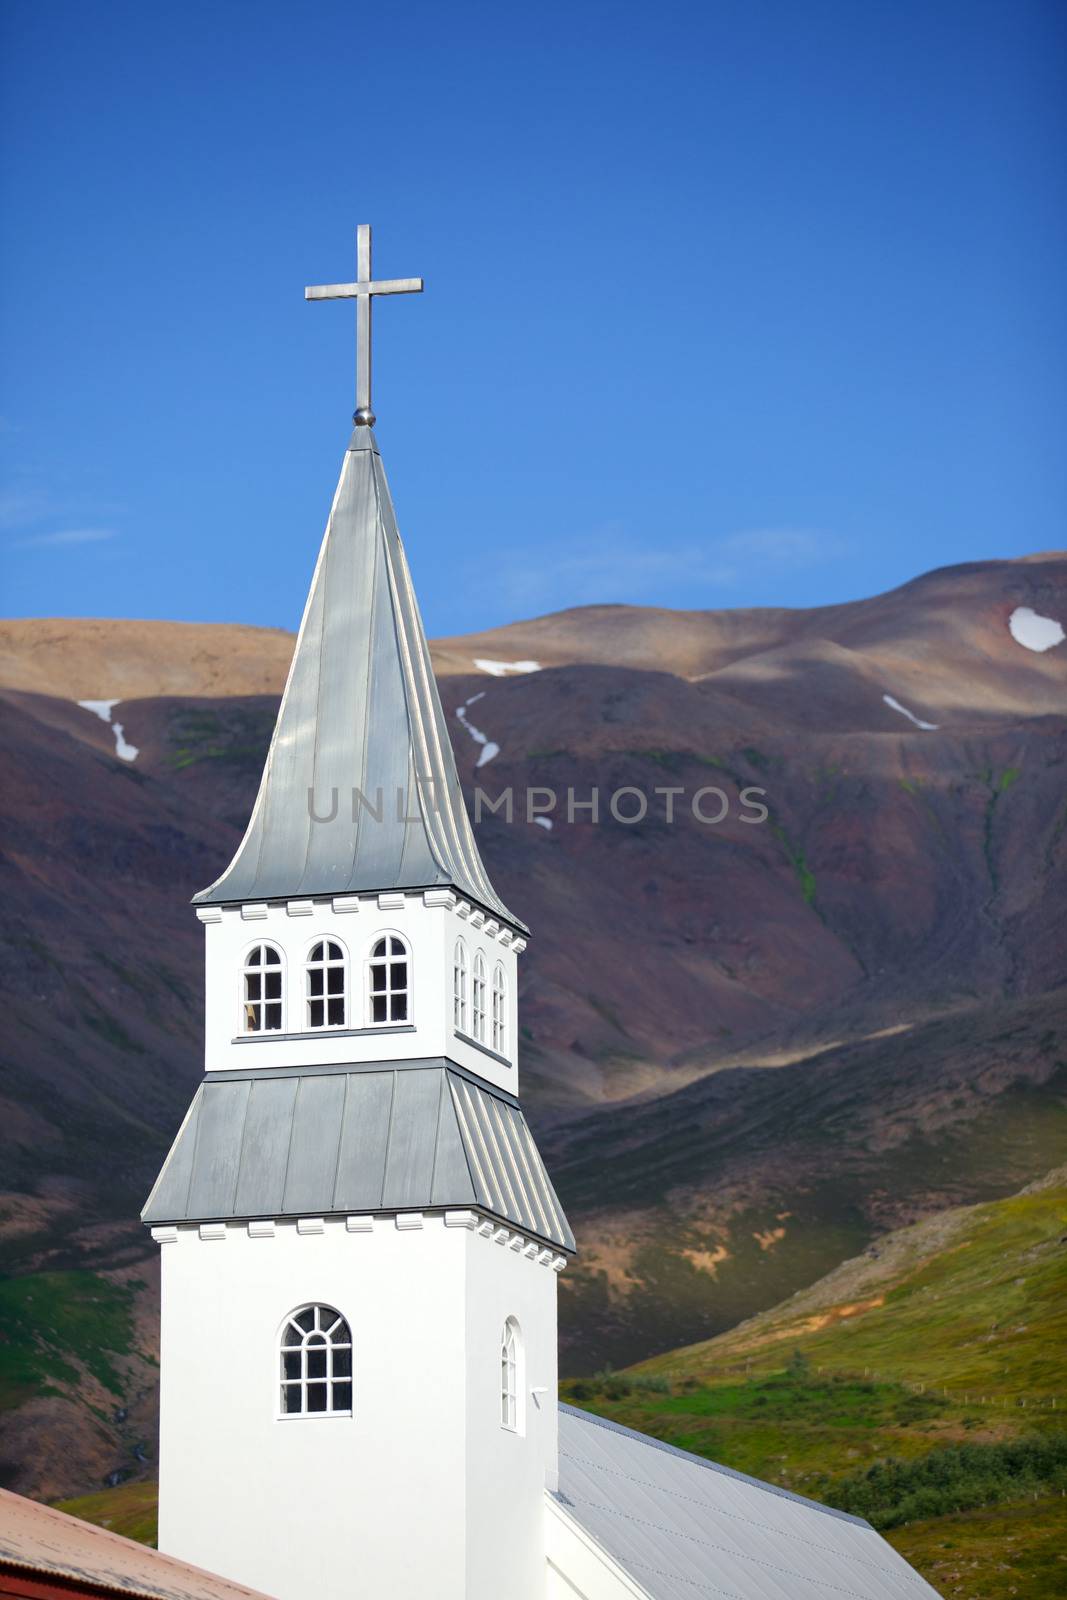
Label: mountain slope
xmin=562 ymin=1170 xmax=1067 ymax=1600
xmin=0 ymin=553 xmax=1065 ymax=1496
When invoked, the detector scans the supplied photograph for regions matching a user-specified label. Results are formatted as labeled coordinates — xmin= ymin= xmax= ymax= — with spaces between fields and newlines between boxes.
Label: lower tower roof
xmin=142 ymin=1060 xmax=573 ymax=1253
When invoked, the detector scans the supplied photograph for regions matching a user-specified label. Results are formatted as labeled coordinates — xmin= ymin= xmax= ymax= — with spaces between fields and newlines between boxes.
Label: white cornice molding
xmin=444 ymin=1210 xmax=478 ymax=1229
xmin=198 ymin=1222 xmax=227 ymax=1241
xmin=423 ymin=888 xmax=458 ymax=910
xmin=286 ymin=899 xmax=314 ymax=918
xmin=195 ymin=907 xmax=223 ymax=924
xmin=377 ymin=891 xmax=405 ymax=911
xmin=469 ymin=909 xmax=487 ymax=930
xmin=345 ymin=1215 xmax=374 ymax=1233
xmin=332 ymin=895 xmax=362 ymax=914
xmin=395 ymin=1212 xmax=424 ymax=1230
xmin=240 ymin=903 xmax=269 ymax=922
xmin=512 ymin=937 xmax=527 ymax=955
xmin=151 ymin=1226 xmax=178 ymax=1245
xmin=296 ymin=1216 xmax=325 ymax=1235
xmin=248 ymin=1219 xmax=275 ymax=1239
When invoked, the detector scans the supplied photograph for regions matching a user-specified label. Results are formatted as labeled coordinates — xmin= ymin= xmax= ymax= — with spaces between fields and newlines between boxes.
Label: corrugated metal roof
xmin=193 ymin=427 xmax=522 ymax=930
xmin=142 ymin=1061 xmax=573 ymax=1252
xmin=0 ymin=1486 xmax=277 ymax=1600
xmin=555 ymin=1406 xmax=941 ymax=1600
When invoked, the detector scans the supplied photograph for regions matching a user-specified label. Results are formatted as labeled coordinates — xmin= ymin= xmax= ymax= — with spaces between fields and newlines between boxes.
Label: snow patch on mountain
xmin=474 ymin=659 xmax=541 ymax=676
xmin=883 ymin=694 xmax=939 ymax=731
xmin=456 ymin=691 xmax=499 ymax=767
xmin=77 ymin=698 xmax=140 ymax=761
xmin=1008 ymin=606 xmax=1065 ymax=653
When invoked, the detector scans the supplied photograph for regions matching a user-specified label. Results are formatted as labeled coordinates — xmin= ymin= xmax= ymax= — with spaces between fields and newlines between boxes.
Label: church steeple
xmin=193 ymin=422 xmax=522 ymax=930
xmin=145 ymin=227 xmax=570 ymax=1600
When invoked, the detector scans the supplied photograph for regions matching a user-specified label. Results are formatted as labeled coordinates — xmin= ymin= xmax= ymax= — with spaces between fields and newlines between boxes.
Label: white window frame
xmin=472 ymin=952 xmax=487 ymax=1043
xmin=500 ymin=1316 xmax=523 ymax=1434
xmin=278 ymin=1303 xmax=353 ymax=1420
xmin=453 ymin=938 xmax=469 ymax=1034
xmin=365 ymin=931 xmax=411 ymax=1026
xmin=241 ymin=941 xmax=285 ymax=1035
xmin=304 ymin=936 xmax=348 ymax=1030
xmin=491 ymin=963 xmax=507 ymax=1056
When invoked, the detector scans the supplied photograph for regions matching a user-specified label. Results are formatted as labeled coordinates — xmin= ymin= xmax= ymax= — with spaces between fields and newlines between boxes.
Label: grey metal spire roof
xmin=193 ymin=428 xmax=521 ymax=929
xmin=555 ymin=1406 xmax=941 ymax=1600
xmin=142 ymin=1061 xmax=574 ymax=1252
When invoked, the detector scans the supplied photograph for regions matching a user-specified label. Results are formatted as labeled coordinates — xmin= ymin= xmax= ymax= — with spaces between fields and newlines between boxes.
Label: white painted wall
xmin=156 ymin=1212 xmax=558 ymax=1600
xmin=465 ymin=1225 xmax=559 ymax=1600
xmin=198 ymin=892 xmax=521 ymax=1095
xmin=545 ymin=1498 xmax=652 ymax=1600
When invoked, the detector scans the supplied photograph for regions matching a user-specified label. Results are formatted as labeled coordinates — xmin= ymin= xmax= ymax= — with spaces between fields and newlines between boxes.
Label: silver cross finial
xmin=305 ymin=224 xmax=423 ymax=427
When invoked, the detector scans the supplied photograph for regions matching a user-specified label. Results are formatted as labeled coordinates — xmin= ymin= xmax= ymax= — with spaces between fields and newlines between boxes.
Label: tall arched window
xmin=279 ymin=1305 xmax=352 ymax=1417
xmin=243 ymin=944 xmax=283 ymax=1033
xmin=491 ymin=964 xmax=507 ymax=1055
xmin=472 ymin=952 xmax=487 ymax=1043
xmin=368 ymin=934 xmax=409 ymax=1024
xmin=501 ymin=1317 xmax=522 ymax=1432
xmin=306 ymin=939 xmax=346 ymax=1029
xmin=453 ymin=938 xmax=469 ymax=1033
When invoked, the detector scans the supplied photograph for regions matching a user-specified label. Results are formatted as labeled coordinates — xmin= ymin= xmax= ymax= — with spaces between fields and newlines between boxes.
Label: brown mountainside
xmin=0 ymin=552 xmax=1065 ymax=1494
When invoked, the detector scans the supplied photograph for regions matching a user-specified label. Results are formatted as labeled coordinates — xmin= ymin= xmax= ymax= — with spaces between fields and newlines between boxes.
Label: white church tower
xmin=143 ymin=227 xmax=573 ymax=1600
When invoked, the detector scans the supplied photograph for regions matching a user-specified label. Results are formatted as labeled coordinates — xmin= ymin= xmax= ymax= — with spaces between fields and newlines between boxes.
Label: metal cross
xmin=305 ymin=224 xmax=423 ymax=427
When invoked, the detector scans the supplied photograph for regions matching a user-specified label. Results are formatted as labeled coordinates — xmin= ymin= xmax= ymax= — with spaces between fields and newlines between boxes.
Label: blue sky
xmin=1 ymin=0 xmax=1064 ymax=638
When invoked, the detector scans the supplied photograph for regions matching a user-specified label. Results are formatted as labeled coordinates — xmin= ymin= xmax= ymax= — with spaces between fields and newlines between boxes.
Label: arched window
xmin=306 ymin=939 xmax=346 ymax=1029
xmin=453 ymin=938 xmax=469 ymax=1033
xmin=280 ymin=1305 xmax=352 ymax=1417
xmin=491 ymin=964 xmax=507 ymax=1055
xmin=243 ymin=944 xmax=283 ymax=1033
xmin=368 ymin=934 xmax=409 ymax=1024
xmin=472 ymin=952 xmax=487 ymax=1043
xmin=501 ymin=1317 xmax=522 ymax=1432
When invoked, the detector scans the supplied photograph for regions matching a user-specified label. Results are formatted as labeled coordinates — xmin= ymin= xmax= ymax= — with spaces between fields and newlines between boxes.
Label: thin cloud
xmin=0 ymin=478 xmax=125 ymax=538
xmin=716 ymin=528 xmax=835 ymax=568
xmin=497 ymin=525 xmax=837 ymax=610
xmin=12 ymin=526 xmax=118 ymax=550
xmin=0 ymin=488 xmax=56 ymax=531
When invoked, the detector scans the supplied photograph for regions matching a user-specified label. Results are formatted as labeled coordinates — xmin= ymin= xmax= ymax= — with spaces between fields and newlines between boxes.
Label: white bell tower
xmin=144 ymin=229 xmax=572 ymax=1600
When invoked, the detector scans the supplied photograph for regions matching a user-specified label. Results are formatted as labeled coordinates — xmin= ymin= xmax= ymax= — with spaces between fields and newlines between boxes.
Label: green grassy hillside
xmin=55 ymin=1479 xmax=159 ymax=1546
xmin=634 ymin=1165 xmax=1067 ymax=1401
xmin=561 ymin=1170 xmax=1067 ymax=1599
xmin=51 ymin=1173 xmax=1067 ymax=1594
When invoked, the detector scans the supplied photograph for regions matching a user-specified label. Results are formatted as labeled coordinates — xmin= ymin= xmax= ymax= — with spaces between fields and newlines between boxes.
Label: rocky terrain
xmin=0 ymin=551 xmax=1064 ymax=1496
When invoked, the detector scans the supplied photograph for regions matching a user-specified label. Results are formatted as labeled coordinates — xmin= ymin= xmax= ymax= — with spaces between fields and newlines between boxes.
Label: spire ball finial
xmin=353 ymin=407 xmax=376 ymax=427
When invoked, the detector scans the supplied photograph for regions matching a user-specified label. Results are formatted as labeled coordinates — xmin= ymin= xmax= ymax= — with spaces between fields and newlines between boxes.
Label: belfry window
xmin=368 ymin=934 xmax=409 ymax=1024
xmin=501 ymin=1317 xmax=521 ymax=1432
xmin=453 ymin=938 xmax=469 ymax=1033
xmin=280 ymin=1305 xmax=352 ymax=1417
xmin=491 ymin=964 xmax=507 ymax=1055
xmin=306 ymin=939 xmax=346 ymax=1029
xmin=472 ymin=952 xmax=487 ymax=1043
xmin=243 ymin=944 xmax=283 ymax=1033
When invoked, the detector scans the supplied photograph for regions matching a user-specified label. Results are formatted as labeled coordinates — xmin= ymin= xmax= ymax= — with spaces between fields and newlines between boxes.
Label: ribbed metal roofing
xmin=0 ymin=1485 xmax=278 ymax=1600
xmin=555 ymin=1406 xmax=940 ymax=1600
xmin=142 ymin=1061 xmax=573 ymax=1252
xmin=193 ymin=428 xmax=521 ymax=929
